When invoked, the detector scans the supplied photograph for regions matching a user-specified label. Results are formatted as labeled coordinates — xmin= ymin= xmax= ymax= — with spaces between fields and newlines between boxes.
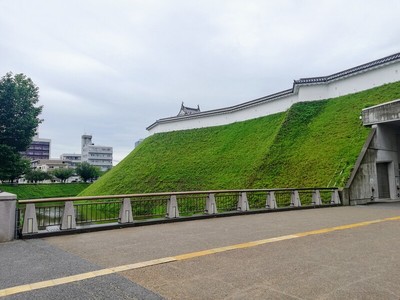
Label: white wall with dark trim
xmin=148 ymin=58 xmax=400 ymax=135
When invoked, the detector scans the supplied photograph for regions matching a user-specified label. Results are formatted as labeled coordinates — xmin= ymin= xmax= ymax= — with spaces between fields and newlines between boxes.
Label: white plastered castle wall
xmin=148 ymin=59 xmax=400 ymax=135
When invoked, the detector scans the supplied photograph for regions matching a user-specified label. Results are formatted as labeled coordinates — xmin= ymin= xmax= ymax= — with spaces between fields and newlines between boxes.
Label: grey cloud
xmin=0 ymin=0 xmax=400 ymax=163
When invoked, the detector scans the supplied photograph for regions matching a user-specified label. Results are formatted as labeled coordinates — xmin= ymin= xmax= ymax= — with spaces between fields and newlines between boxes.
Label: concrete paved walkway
xmin=0 ymin=239 xmax=162 ymax=299
xmin=1 ymin=203 xmax=400 ymax=299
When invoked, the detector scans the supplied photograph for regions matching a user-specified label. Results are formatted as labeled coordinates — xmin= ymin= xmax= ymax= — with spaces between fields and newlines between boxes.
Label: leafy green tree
xmin=0 ymin=72 xmax=42 ymax=151
xmin=25 ymin=169 xmax=52 ymax=183
xmin=0 ymin=145 xmax=30 ymax=182
xmin=0 ymin=72 xmax=42 ymax=181
xmin=75 ymin=162 xmax=100 ymax=183
xmin=51 ymin=168 xmax=75 ymax=183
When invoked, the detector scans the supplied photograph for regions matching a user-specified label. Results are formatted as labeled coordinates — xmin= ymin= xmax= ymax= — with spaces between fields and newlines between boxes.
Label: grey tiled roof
xmin=294 ymin=52 xmax=400 ymax=84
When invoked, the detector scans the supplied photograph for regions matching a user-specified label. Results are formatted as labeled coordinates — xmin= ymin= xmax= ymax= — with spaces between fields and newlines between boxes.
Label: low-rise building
xmin=31 ymin=159 xmax=72 ymax=172
xmin=60 ymin=153 xmax=82 ymax=167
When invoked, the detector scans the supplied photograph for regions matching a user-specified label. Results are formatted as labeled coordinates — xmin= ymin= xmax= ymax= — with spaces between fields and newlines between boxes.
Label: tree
xmin=25 ymin=169 xmax=52 ymax=184
xmin=0 ymin=72 xmax=42 ymax=151
xmin=0 ymin=145 xmax=30 ymax=182
xmin=75 ymin=162 xmax=100 ymax=183
xmin=0 ymin=72 xmax=42 ymax=181
xmin=51 ymin=168 xmax=75 ymax=183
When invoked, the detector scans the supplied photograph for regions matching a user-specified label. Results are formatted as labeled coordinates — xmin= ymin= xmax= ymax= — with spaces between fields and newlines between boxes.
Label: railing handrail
xmin=18 ymin=187 xmax=339 ymax=204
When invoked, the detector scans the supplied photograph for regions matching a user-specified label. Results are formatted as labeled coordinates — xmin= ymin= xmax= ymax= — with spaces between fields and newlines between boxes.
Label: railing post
xmin=0 ymin=192 xmax=17 ymax=242
xmin=119 ymin=198 xmax=133 ymax=223
xmin=331 ymin=189 xmax=341 ymax=205
xmin=166 ymin=195 xmax=180 ymax=218
xmin=290 ymin=190 xmax=302 ymax=207
xmin=22 ymin=203 xmax=38 ymax=234
xmin=312 ymin=190 xmax=322 ymax=205
xmin=237 ymin=192 xmax=249 ymax=212
xmin=61 ymin=201 xmax=77 ymax=230
xmin=205 ymin=193 xmax=218 ymax=214
xmin=266 ymin=191 xmax=277 ymax=209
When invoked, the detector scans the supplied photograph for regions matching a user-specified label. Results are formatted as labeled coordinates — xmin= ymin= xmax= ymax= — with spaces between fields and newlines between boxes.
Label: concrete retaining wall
xmin=347 ymin=124 xmax=400 ymax=205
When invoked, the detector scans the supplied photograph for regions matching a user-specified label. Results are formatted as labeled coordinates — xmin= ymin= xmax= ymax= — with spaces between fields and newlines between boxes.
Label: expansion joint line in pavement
xmin=1 ymin=215 xmax=400 ymax=297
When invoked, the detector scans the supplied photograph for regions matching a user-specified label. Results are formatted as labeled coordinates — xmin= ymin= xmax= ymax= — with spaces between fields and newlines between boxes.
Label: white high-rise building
xmin=81 ymin=134 xmax=113 ymax=171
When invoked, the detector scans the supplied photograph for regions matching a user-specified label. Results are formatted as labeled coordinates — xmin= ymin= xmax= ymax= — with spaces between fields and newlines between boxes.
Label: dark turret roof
xmin=177 ymin=102 xmax=201 ymax=116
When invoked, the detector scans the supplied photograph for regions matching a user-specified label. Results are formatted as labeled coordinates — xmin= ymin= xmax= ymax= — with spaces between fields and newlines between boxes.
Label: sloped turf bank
xmin=81 ymin=112 xmax=285 ymax=195
xmin=81 ymin=81 xmax=400 ymax=196
xmin=0 ymin=183 xmax=90 ymax=200
xmin=248 ymin=81 xmax=400 ymax=188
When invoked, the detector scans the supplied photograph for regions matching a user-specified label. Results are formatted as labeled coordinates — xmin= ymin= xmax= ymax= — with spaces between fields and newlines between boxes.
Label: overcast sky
xmin=1 ymin=0 xmax=399 ymax=164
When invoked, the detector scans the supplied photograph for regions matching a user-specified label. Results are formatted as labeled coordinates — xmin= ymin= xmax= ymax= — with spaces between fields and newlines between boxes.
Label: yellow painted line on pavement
xmin=294 ymin=219 xmax=384 ymax=237
xmin=383 ymin=216 xmax=400 ymax=221
xmin=1 ymin=215 xmax=399 ymax=298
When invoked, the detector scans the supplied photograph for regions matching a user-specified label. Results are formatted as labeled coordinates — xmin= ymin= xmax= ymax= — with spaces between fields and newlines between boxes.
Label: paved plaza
xmin=1 ymin=203 xmax=400 ymax=299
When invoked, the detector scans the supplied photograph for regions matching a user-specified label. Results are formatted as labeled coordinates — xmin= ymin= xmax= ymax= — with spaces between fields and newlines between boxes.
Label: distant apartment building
xmin=81 ymin=134 xmax=113 ymax=171
xmin=21 ymin=135 xmax=51 ymax=160
xmin=60 ymin=153 xmax=82 ymax=167
xmin=31 ymin=159 xmax=72 ymax=172
xmin=24 ymin=158 xmax=80 ymax=183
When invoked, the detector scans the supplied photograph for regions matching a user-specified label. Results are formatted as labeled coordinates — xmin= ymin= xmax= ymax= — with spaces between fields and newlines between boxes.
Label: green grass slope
xmin=249 ymin=82 xmax=400 ymax=188
xmin=81 ymin=112 xmax=285 ymax=195
xmin=0 ymin=183 xmax=90 ymax=200
xmin=82 ymin=81 xmax=400 ymax=196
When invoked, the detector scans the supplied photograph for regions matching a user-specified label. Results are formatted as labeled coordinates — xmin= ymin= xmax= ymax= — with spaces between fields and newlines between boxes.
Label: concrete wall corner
xmin=0 ymin=192 xmax=17 ymax=242
xmin=341 ymin=189 xmax=350 ymax=206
